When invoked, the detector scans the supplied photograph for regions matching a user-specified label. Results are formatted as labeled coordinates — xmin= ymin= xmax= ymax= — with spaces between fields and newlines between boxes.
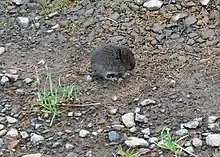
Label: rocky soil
xmin=0 ymin=0 xmax=220 ymax=156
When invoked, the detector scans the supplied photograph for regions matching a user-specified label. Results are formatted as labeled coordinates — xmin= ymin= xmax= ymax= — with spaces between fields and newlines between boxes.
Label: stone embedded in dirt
xmin=168 ymin=79 xmax=176 ymax=88
xmin=109 ymin=108 xmax=118 ymax=115
xmin=206 ymin=134 xmax=220 ymax=147
xmin=79 ymin=129 xmax=90 ymax=138
xmin=152 ymin=23 xmax=165 ymax=33
xmin=184 ymin=44 xmax=194 ymax=53
xmin=199 ymin=0 xmax=210 ymax=6
xmin=12 ymin=0 xmax=30 ymax=5
xmin=20 ymin=131 xmax=29 ymax=139
xmin=141 ymin=128 xmax=150 ymax=135
xmin=66 ymin=152 xmax=79 ymax=157
xmin=111 ymin=95 xmax=118 ymax=101
xmin=185 ymin=16 xmax=197 ymax=27
xmin=208 ymin=123 xmax=220 ymax=132
xmin=170 ymin=13 xmax=188 ymax=23
xmin=0 ymin=130 xmax=7 ymax=136
xmin=27 ymin=3 xmax=41 ymax=10
xmin=199 ymin=28 xmax=215 ymax=40
xmin=128 ymin=2 xmax=140 ymax=11
xmin=23 ymin=78 xmax=33 ymax=84
xmin=108 ymin=131 xmax=120 ymax=142
xmin=134 ymin=0 xmax=144 ymax=6
xmin=129 ymin=126 xmax=137 ymax=133
xmin=17 ymin=17 xmax=30 ymax=28
xmin=149 ymin=137 xmax=159 ymax=143
xmin=6 ymin=116 xmax=18 ymax=124
xmin=85 ymin=75 xmax=92 ymax=81
xmin=66 ymin=143 xmax=74 ymax=150
xmin=67 ymin=112 xmax=74 ymax=117
xmin=48 ymin=12 xmax=59 ymax=18
xmin=192 ymin=138 xmax=202 ymax=147
xmin=5 ymin=73 xmax=19 ymax=82
xmin=0 ymin=76 xmax=9 ymax=85
xmin=184 ymin=120 xmax=200 ymax=129
xmin=143 ymin=0 xmax=163 ymax=11
xmin=135 ymin=113 xmax=148 ymax=123
xmin=0 ymin=47 xmax=5 ymax=55
xmin=110 ymin=36 xmax=124 ymax=43
xmin=140 ymin=99 xmax=156 ymax=106
xmin=185 ymin=146 xmax=194 ymax=153
xmin=0 ymin=124 xmax=4 ymax=130
xmin=30 ymin=133 xmax=44 ymax=144
xmin=6 ymin=128 xmax=19 ymax=137
xmin=91 ymin=132 xmax=98 ymax=136
xmin=8 ymin=69 xmax=18 ymax=74
xmin=21 ymin=153 xmax=42 ymax=157
xmin=122 ymin=113 xmax=135 ymax=128
xmin=52 ymin=142 xmax=60 ymax=148
xmin=135 ymin=107 xmax=141 ymax=113
xmin=125 ymin=137 xmax=149 ymax=148
xmin=51 ymin=24 xmax=59 ymax=30
xmin=112 ymin=124 xmax=124 ymax=131
xmin=109 ymin=12 xmax=120 ymax=20
xmin=208 ymin=116 xmax=219 ymax=123
xmin=175 ymin=129 xmax=188 ymax=136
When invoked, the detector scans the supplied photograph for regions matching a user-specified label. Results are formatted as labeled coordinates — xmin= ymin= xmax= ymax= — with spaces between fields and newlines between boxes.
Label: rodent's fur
xmin=90 ymin=43 xmax=135 ymax=80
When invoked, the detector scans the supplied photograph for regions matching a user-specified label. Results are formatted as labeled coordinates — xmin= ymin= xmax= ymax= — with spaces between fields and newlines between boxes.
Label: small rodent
xmin=90 ymin=43 xmax=135 ymax=81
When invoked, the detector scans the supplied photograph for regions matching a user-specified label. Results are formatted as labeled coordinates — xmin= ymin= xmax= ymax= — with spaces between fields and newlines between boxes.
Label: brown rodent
xmin=90 ymin=43 xmax=135 ymax=81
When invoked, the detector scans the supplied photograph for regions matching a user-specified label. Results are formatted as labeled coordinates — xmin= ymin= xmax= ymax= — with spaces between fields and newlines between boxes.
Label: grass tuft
xmin=120 ymin=147 xmax=140 ymax=157
xmin=213 ymin=149 xmax=220 ymax=157
xmin=36 ymin=72 xmax=77 ymax=126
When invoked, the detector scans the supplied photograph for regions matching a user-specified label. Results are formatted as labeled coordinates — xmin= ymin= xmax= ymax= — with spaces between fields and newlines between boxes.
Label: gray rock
xmin=185 ymin=16 xmax=197 ymax=27
xmin=135 ymin=113 xmax=148 ymax=123
xmin=0 ymin=47 xmax=5 ymax=55
xmin=175 ymin=129 xmax=188 ymax=136
xmin=1 ymin=76 xmax=9 ymax=85
xmin=206 ymin=40 xmax=219 ymax=46
xmin=208 ymin=116 xmax=219 ymax=123
xmin=187 ymin=39 xmax=195 ymax=45
xmin=5 ymin=73 xmax=19 ymax=82
xmin=20 ymin=131 xmax=29 ymax=139
xmin=30 ymin=133 xmax=44 ymax=144
xmin=8 ymin=69 xmax=18 ymax=74
xmin=109 ymin=12 xmax=120 ymax=20
xmin=48 ymin=12 xmax=59 ymax=18
xmin=66 ymin=143 xmax=74 ymax=150
xmin=184 ymin=44 xmax=194 ymax=53
xmin=6 ymin=116 xmax=18 ymax=124
xmin=108 ymin=131 xmax=120 ymax=142
xmin=170 ymin=13 xmax=188 ymax=23
xmin=6 ymin=128 xmax=19 ymax=137
xmin=27 ymin=3 xmax=41 ymax=10
xmin=0 ymin=138 xmax=4 ymax=147
xmin=17 ymin=17 xmax=30 ymax=27
xmin=185 ymin=146 xmax=194 ymax=153
xmin=140 ymin=99 xmax=156 ymax=106
xmin=110 ymin=36 xmax=124 ymax=43
xmin=206 ymin=134 xmax=220 ymax=147
xmin=192 ymin=138 xmax=202 ymax=147
xmin=152 ymin=23 xmax=165 ymax=33
xmin=170 ymin=33 xmax=180 ymax=39
xmin=21 ymin=153 xmax=42 ymax=157
xmin=141 ymin=128 xmax=150 ymax=135
xmin=109 ymin=108 xmax=118 ymax=115
xmin=199 ymin=28 xmax=215 ymax=40
xmin=188 ymin=32 xmax=198 ymax=38
xmin=66 ymin=152 xmax=78 ymax=157
xmin=112 ymin=124 xmax=124 ymax=131
xmin=79 ymin=129 xmax=90 ymax=138
xmin=125 ymin=137 xmax=149 ymax=148
xmin=143 ymin=0 xmax=163 ymax=11
xmin=199 ymin=0 xmax=210 ymax=6
xmin=23 ymin=78 xmax=33 ymax=84
xmin=122 ymin=113 xmax=135 ymax=128
xmin=129 ymin=126 xmax=137 ymax=133
xmin=168 ymin=79 xmax=176 ymax=88
xmin=208 ymin=123 xmax=220 ymax=132
xmin=184 ymin=120 xmax=199 ymax=129
xmin=149 ymin=137 xmax=159 ymax=143
xmin=85 ymin=75 xmax=92 ymax=82
xmin=12 ymin=0 xmax=29 ymax=5
xmin=0 ymin=124 xmax=4 ymax=130
xmin=134 ymin=0 xmax=144 ymax=5
xmin=0 ymin=130 xmax=7 ymax=137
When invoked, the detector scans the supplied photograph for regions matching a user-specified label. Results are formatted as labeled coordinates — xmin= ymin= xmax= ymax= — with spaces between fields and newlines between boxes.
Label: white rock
xmin=175 ymin=129 xmax=188 ymax=136
xmin=17 ymin=17 xmax=30 ymax=27
xmin=141 ymin=128 xmax=150 ymax=135
xmin=111 ymin=95 xmax=118 ymax=101
xmin=184 ymin=120 xmax=199 ymax=129
xmin=23 ymin=78 xmax=33 ymax=84
xmin=143 ymin=0 xmax=163 ymax=11
xmin=21 ymin=153 xmax=42 ymax=157
xmin=135 ymin=107 xmax=141 ymax=113
xmin=206 ymin=134 xmax=220 ymax=147
xmin=135 ymin=113 xmax=148 ymax=123
xmin=122 ymin=113 xmax=135 ymax=128
xmin=0 ymin=76 xmax=9 ymax=85
xmin=5 ymin=73 xmax=19 ymax=82
xmin=85 ymin=75 xmax=92 ymax=81
xmin=79 ymin=129 xmax=90 ymax=138
xmin=92 ymin=132 xmax=98 ymax=136
xmin=51 ymin=24 xmax=59 ymax=29
xmin=0 ymin=129 xmax=7 ymax=136
xmin=67 ymin=112 xmax=74 ymax=117
xmin=30 ymin=133 xmax=44 ymax=144
xmin=8 ymin=69 xmax=18 ymax=74
xmin=0 ymin=124 xmax=4 ymax=130
xmin=65 ymin=143 xmax=74 ymax=150
xmin=199 ymin=0 xmax=210 ymax=6
xmin=0 ymin=47 xmax=5 ymax=55
xmin=109 ymin=108 xmax=118 ymax=115
xmin=6 ymin=116 xmax=18 ymax=124
xmin=129 ymin=126 xmax=137 ymax=133
xmin=185 ymin=146 xmax=194 ymax=153
xmin=20 ymin=131 xmax=29 ymax=139
xmin=12 ymin=0 xmax=30 ymax=5
xmin=48 ymin=12 xmax=59 ymax=18
xmin=140 ymin=99 xmax=156 ymax=106
xmin=192 ymin=138 xmax=202 ymax=147
xmin=208 ymin=116 xmax=219 ymax=123
xmin=170 ymin=13 xmax=188 ymax=23
xmin=6 ymin=128 xmax=19 ymax=137
xmin=125 ymin=137 xmax=149 ymax=148
xmin=149 ymin=137 xmax=159 ymax=143
xmin=112 ymin=124 xmax=124 ymax=131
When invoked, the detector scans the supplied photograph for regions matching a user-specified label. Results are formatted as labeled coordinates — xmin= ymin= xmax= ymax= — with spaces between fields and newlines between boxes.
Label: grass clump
xmin=155 ymin=126 xmax=197 ymax=157
xmin=36 ymin=72 xmax=77 ymax=126
xmin=120 ymin=147 xmax=140 ymax=157
xmin=213 ymin=149 xmax=220 ymax=157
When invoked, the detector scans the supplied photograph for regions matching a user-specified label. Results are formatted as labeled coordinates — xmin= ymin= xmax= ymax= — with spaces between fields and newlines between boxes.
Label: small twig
xmin=73 ymin=102 xmax=101 ymax=107
xmin=105 ymin=17 xmax=118 ymax=23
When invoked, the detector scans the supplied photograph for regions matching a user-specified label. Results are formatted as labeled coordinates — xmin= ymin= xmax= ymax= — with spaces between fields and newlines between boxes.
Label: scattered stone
xmin=112 ymin=124 xmax=124 ymax=131
xmin=67 ymin=112 xmax=74 ymax=117
xmin=9 ymin=139 xmax=20 ymax=149
xmin=91 ymin=132 xmax=98 ymax=136
xmin=149 ymin=137 xmax=159 ymax=143
xmin=108 ymin=131 xmax=120 ymax=142
xmin=6 ymin=116 xmax=18 ymax=124
xmin=135 ymin=107 xmax=141 ymax=113
xmin=5 ymin=74 xmax=19 ymax=82
xmin=0 ymin=47 xmax=5 ymax=55
xmin=23 ymin=78 xmax=33 ymax=84
xmin=21 ymin=153 xmax=42 ymax=157
xmin=199 ymin=28 xmax=215 ymax=40
xmin=135 ymin=113 xmax=148 ymax=123
xmin=140 ymin=99 xmax=156 ymax=106
xmin=6 ymin=128 xmax=19 ymax=137
xmin=199 ymin=0 xmax=210 ymax=6
xmin=170 ymin=13 xmax=188 ymax=23
xmin=0 ymin=130 xmax=7 ymax=137
xmin=27 ymin=3 xmax=41 ymax=10
xmin=141 ymin=128 xmax=150 ymax=135
xmin=0 ymin=124 xmax=4 ymax=130
xmin=111 ymin=95 xmax=118 ymax=101
xmin=110 ymin=36 xmax=124 ymax=43
xmin=12 ymin=0 xmax=30 ymax=5
xmin=129 ymin=126 xmax=137 ymax=133
xmin=208 ymin=116 xmax=219 ymax=123
xmin=185 ymin=16 xmax=197 ymax=27
xmin=79 ymin=129 xmax=90 ymax=138
xmin=48 ymin=12 xmax=59 ymax=18
xmin=125 ymin=137 xmax=149 ymax=148
xmin=152 ymin=23 xmax=165 ymax=33
xmin=66 ymin=152 xmax=78 ymax=157
xmin=168 ymin=79 xmax=176 ymax=88
xmin=206 ymin=134 xmax=220 ymax=147
xmin=1 ymin=76 xmax=9 ymax=85
xmin=20 ymin=131 xmax=29 ymax=139
xmin=175 ymin=129 xmax=188 ymax=136
xmin=184 ymin=120 xmax=200 ymax=129
xmin=8 ymin=69 xmax=18 ymax=74
xmin=85 ymin=75 xmax=92 ymax=81
xmin=30 ymin=133 xmax=44 ymax=144
xmin=185 ymin=146 xmax=194 ymax=153
xmin=143 ymin=0 xmax=163 ymax=11
xmin=192 ymin=138 xmax=202 ymax=147
xmin=122 ymin=113 xmax=135 ymax=128
xmin=66 ymin=143 xmax=74 ymax=150
xmin=109 ymin=12 xmax=120 ymax=20
xmin=208 ymin=123 xmax=220 ymax=132
xmin=17 ymin=17 xmax=30 ymax=27
xmin=109 ymin=108 xmax=118 ymax=115
xmin=0 ymin=138 xmax=4 ymax=146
